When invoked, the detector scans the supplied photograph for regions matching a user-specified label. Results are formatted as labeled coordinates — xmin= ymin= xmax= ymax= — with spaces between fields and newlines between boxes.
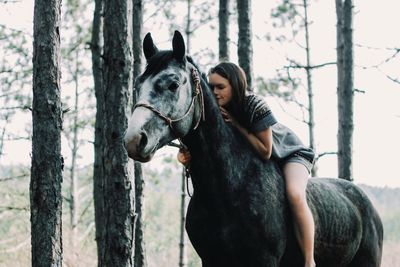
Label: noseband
xmin=133 ymin=68 xmax=205 ymax=143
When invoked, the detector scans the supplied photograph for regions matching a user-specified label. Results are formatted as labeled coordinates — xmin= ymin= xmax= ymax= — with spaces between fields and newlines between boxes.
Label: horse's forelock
xmin=141 ymin=51 xmax=188 ymax=81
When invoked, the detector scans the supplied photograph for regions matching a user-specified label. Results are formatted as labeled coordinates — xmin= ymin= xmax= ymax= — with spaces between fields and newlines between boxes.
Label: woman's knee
xmin=286 ymin=186 xmax=307 ymax=207
xmin=284 ymin=162 xmax=309 ymax=207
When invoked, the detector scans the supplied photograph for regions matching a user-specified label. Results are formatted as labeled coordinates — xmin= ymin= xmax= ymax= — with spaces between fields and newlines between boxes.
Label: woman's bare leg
xmin=284 ymin=162 xmax=316 ymax=267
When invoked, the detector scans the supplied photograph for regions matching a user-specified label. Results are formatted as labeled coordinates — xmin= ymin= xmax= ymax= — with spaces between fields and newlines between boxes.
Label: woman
xmin=178 ymin=62 xmax=316 ymax=267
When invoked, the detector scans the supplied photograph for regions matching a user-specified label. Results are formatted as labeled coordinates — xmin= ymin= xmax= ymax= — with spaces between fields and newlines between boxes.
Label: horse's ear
xmin=172 ymin=31 xmax=186 ymax=63
xmin=143 ymin=33 xmax=158 ymax=61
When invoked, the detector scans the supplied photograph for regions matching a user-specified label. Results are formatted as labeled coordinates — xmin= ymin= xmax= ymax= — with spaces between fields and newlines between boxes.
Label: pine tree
xmin=102 ymin=0 xmax=135 ymax=265
xmin=336 ymin=0 xmax=354 ymax=181
xmin=90 ymin=0 xmax=107 ymax=263
xmin=237 ymin=0 xmax=254 ymax=90
xmin=218 ymin=0 xmax=230 ymax=61
xmin=30 ymin=0 xmax=63 ymax=265
xmin=132 ymin=1 xmax=147 ymax=266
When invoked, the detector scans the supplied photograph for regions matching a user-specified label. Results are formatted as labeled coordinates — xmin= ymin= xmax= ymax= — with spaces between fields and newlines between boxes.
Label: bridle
xmin=133 ymin=68 xmax=205 ymax=198
xmin=133 ymin=68 xmax=205 ymax=148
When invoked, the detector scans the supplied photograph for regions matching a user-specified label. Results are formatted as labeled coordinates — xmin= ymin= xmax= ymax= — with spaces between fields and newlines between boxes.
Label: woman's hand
xmin=220 ymin=107 xmax=238 ymax=126
xmin=177 ymin=148 xmax=191 ymax=166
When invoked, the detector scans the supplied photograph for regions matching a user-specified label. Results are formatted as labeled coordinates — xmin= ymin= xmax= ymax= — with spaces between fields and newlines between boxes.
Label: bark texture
xmin=30 ymin=0 xmax=63 ymax=266
xmin=132 ymin=1 xmax=147 ymax=267
xmin=91 ymin=0 xmax=106 ymax=264
xmin=218 ymin=0 xmax=230 ymax=61
xmin=132 ymin=0 xmax=143 ymax=82
xmin=179 ymin=168 xmax=188 ymax=267
xmin=336 ymin=0 xmax=354 ymax=181
xmin=134 ymin=162 xmax=146 ymax=267
xmin=237 ymin=0 xmax=254 ymax=90
xmin=185 ymin=0 xmax=192 ymax=54
xmin=103 ymin=0 xmax=135 ymax=265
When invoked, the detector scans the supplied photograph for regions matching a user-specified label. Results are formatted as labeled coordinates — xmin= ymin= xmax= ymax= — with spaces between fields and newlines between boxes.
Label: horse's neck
xmin=184 ymin=83 xmax=246 ymax=194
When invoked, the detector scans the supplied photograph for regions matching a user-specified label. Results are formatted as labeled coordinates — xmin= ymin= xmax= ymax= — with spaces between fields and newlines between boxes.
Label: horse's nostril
xmin=138 ymin=131 xmax=148 ymax=151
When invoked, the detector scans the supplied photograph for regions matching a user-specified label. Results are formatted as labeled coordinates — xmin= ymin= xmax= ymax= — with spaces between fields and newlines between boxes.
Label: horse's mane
xmin=186 ymin=56 xmax=208 ymax=81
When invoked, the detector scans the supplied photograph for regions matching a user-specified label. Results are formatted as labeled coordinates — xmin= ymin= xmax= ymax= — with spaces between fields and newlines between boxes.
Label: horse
xmin=124 ymin=31 xmax=383 ymax=267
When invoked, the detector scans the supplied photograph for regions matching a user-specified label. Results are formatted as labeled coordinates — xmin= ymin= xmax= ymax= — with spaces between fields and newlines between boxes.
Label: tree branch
xmin=376 ymin=67 xmax=400 ymax=85
xmin=0 ymin=238 xmax=30 ymax=254
xmin=0 ymin=173 xmax=29 ymax=182
xmin=0 ymin=105 xmax=32 ymax=111
xmin=77 ymin=197 xmax=94 ymax=225
xmin=315 ymin=151 xmax=337 ymax=162
xmin=0 ymin=206 xmax=29 ymax=211
xmin=0 ymin=0 xmax=22 ymax=4
xmin=285 ymin=58 xmax=336 ymax=69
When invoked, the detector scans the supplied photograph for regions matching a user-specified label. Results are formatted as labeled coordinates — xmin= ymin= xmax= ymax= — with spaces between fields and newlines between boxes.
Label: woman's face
xmin=208 ymin=73 xmax=233 ymax=107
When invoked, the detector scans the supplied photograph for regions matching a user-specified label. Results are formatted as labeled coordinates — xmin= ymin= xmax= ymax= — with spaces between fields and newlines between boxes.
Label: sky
xmin=1 ymin=0 xmax=399 ymax=188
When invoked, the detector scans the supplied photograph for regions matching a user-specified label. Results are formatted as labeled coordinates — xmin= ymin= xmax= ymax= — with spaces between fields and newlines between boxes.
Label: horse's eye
xmin=168 ymin=81 xmax=180 ymax=92
xmin=154 ymin=83 xmax=162 ymax=92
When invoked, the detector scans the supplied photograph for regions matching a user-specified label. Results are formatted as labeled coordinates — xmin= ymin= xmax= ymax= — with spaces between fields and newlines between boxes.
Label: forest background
xmin=0 ymin=0 xmax=399 ymax=266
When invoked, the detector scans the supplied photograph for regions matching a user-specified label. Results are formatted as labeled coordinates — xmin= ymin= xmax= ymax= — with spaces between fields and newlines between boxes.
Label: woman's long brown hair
xmin=209 ymin=62 xmax=249 ymax=126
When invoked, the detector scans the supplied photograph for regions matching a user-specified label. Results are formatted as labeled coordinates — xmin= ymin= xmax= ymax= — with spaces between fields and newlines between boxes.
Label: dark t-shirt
xmin=243 ymin=94 xmax=315 ymax=164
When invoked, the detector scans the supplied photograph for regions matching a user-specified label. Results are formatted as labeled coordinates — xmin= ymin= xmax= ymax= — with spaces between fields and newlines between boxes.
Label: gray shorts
xmin=280 ymin=152 xmax=314 ymax=174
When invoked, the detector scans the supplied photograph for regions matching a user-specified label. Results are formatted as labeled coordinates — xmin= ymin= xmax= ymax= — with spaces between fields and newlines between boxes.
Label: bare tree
xmin=336 ymin=0 xmax=354 ymax=181
xmin=302 ymin=0 xmax=316 ymax=176
xmin=69 ymin=48 xmax=80 ymax=262
xmin=218 ymin=0 xmax=230 ymax=61
xmin=237 ymin=0 xmax=254 ymax=90
xmin=267 ymin=0 xmax=338 ymax=176
xmin=30 ymin=0 xmax=63 ymax=266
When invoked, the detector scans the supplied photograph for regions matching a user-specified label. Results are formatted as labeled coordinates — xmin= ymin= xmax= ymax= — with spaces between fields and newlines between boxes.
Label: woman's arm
xmin=234 ymin=124 xmax=273 ymax=161
xmin=220 ymin=107 xmax=273 ymax=161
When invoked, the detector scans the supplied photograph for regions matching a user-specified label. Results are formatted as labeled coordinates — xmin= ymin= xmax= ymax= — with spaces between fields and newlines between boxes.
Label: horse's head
xmin=125 ymin=31 xmax=203 ymax=162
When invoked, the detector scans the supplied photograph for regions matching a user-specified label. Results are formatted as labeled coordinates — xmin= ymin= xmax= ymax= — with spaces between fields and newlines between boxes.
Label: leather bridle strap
xmin=133 ymin=68 xmax=205 ymax=142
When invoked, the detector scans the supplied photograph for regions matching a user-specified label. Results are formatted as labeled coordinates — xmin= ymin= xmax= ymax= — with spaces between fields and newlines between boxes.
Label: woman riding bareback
xmin=177 ymin=62 xmax=316 ymax=267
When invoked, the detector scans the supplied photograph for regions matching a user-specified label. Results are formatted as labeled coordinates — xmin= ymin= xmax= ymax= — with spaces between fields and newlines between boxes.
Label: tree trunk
xmin=132 ymin=1 xmax=147 ymax=266
xmin=185 ymin=0 xmax=192 ymax=54
xmin=134 ymin=161 xmax=146 ymax=267
xmin=302 ymin=0 xmax=317 ymax=176
xmin=179 ymin=168 xmax=188 ymax=267
xmin=91 ymin=0 xmax=106 ymax=264
xmin=31 ymin=0 xmax=63 ymax=266
xmin=69 ymin=48 xmax=80 ymax=262
xmin=132 ymin=0 xmax=143 ymax=82
xmin=103 ymin=0 xmax=135 ymax=265
xmin=336 ymin=0 xmax=354 ymax=181
xmin=237 ymin=0 xmax=254 ymax=90
xmin=219 ymin=0 xmax=230 ymax=61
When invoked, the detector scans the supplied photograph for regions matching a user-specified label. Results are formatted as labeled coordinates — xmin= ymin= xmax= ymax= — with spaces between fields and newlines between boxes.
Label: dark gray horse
xmin=125 ymin=31 xmax=383 ymax=267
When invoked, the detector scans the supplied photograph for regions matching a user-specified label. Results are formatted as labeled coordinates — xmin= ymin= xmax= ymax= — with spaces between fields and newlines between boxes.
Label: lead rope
xmin=169 ymin=141 xmax=192 ymax=197
xmin=185 ymin=165 xmax=192 ymax=197
xmin=165 ymin=68 xmax=204 ymax=197
xmin=181 ymin=69 xmax=205 ymax=197
xmin=178 ymin=68 xmax=204 ymax=198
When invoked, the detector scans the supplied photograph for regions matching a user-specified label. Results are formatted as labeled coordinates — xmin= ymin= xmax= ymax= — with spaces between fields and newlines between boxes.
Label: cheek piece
xmin=133 ymin=68 xmax=205 ymax=149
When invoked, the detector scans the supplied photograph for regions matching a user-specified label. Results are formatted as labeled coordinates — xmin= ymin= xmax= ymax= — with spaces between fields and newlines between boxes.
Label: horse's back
xmin=305 ymin=178 xmax=383 ymax=266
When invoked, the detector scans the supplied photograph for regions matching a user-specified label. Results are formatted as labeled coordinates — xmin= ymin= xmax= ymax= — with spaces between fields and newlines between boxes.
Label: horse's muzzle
xmin=125 ymin=130 xmax=152 ymax=162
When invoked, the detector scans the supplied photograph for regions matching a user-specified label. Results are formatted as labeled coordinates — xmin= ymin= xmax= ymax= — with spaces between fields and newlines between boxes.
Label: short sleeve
xmin=244 ymin=95 xmax=277 ymax=133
